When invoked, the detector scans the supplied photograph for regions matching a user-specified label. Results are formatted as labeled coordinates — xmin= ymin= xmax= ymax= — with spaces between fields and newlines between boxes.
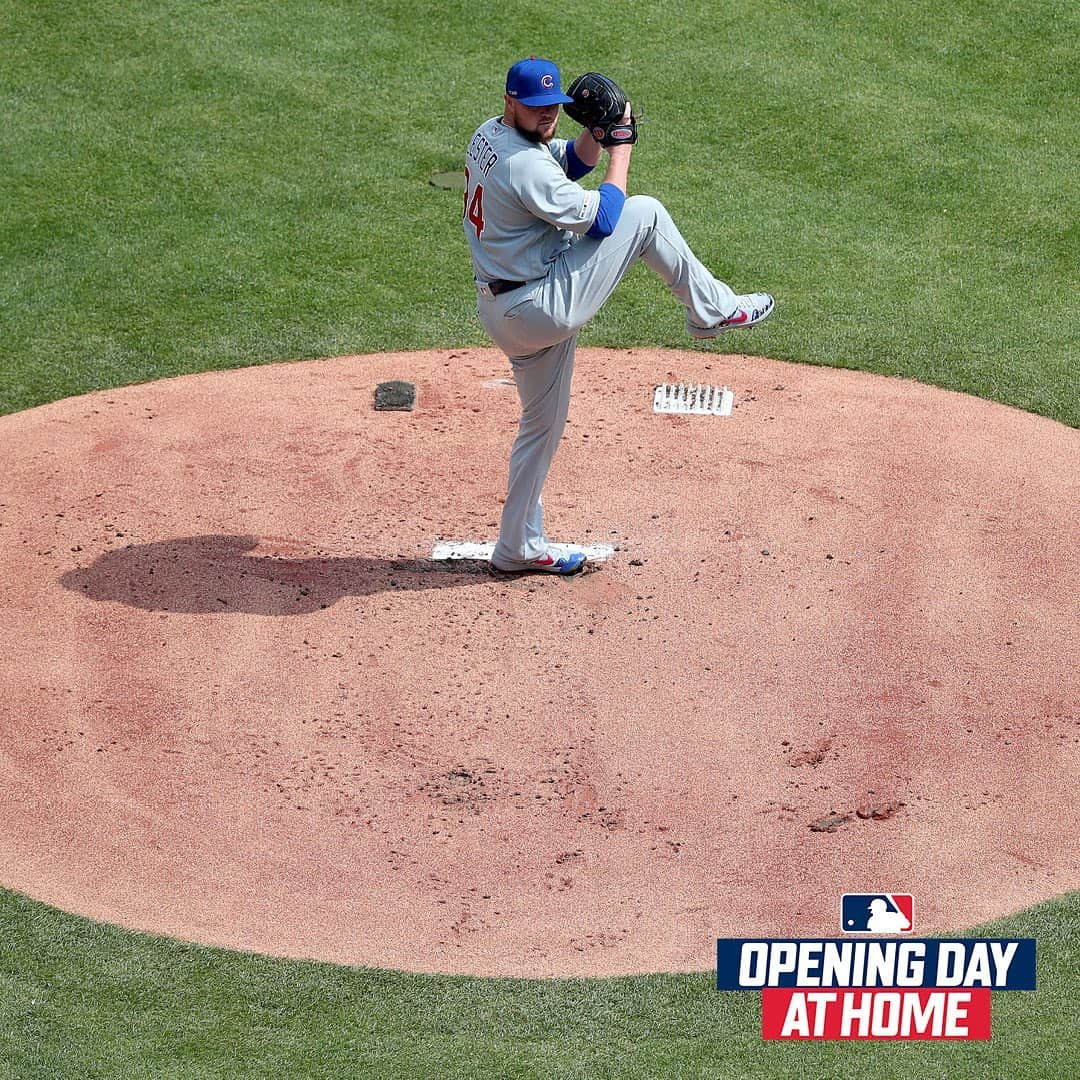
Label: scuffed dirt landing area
xmin=0 ymin=348 xmax=1076 ymax=977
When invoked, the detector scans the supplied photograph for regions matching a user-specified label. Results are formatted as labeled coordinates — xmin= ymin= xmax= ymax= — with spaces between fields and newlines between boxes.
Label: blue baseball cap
xmin=505 ymin=57 xmax=574 ymax=107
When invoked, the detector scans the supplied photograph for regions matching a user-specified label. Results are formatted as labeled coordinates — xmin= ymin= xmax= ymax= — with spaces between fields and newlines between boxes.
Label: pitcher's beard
xmin=516 ymin=120 xmax=556 ymax=145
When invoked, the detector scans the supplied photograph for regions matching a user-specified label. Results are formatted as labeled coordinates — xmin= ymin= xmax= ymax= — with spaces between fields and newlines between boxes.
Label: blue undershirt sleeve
xmin=564 ymin=140 xmax=594 ymax=181
xmin=586 ymin=183 xmax=626 ymax=239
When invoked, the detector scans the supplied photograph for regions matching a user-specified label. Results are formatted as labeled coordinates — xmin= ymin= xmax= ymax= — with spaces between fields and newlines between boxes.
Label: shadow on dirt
xmin=59 ymin=534 xmax=494 ymax=615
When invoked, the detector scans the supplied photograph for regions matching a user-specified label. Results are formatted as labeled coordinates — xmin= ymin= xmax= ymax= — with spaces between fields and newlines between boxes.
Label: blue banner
xmin=716 ymin=938 xmax=1036 ymax=991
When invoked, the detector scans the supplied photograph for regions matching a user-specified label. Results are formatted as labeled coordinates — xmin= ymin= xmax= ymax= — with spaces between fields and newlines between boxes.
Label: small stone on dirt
xmin=856 ymin=799 xmax=903 ymax=821
xmin=809 ymin=813 xmax=852 ymax=833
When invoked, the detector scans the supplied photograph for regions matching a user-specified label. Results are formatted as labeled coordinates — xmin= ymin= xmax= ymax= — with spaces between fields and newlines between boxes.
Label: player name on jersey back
xmin=467 ymin=129 xmax=498 ymax=177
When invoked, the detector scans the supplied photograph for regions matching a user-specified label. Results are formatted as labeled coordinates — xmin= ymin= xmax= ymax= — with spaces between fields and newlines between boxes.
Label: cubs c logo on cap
xmin=540 ymin=74 xmax=554 ymax=89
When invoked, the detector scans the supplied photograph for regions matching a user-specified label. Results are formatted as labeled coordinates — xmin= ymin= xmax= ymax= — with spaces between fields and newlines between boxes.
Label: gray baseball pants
xmin=477 ymin=194 xmax=739 ymax=569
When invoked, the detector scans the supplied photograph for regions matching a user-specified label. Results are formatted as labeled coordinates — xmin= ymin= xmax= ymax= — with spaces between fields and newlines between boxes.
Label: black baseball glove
xmin=564 ymin=72 xmax=639 ymax=147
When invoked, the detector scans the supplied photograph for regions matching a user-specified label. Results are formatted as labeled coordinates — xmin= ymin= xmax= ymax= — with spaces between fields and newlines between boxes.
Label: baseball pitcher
xmin=464 ymin=57 xmax=774 ymax=575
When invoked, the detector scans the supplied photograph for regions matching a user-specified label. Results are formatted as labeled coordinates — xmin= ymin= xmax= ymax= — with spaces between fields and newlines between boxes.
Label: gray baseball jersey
xmin=466 ymin=118 xmax=756 ymax=571
xmin=463 ymin=118 xmax=598 ymax=284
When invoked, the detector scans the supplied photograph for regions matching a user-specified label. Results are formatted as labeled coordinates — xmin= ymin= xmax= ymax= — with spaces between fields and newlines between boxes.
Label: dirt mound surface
xmin=0 ymin=348 xmax=1076 ymax=976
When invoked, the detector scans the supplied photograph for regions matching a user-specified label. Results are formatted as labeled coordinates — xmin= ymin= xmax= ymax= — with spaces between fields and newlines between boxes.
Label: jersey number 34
xmin=463 ymin=167 xmax=485 ymax=238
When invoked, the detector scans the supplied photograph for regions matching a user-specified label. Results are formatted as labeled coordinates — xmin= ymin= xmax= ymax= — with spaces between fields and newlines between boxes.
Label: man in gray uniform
xmin=465 ymin=57 xmax=774 ymax=575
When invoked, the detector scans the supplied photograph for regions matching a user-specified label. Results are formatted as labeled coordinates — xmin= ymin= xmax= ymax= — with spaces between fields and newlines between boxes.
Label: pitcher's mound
xmin=0 ymin=348 xmax=1076 ymax=977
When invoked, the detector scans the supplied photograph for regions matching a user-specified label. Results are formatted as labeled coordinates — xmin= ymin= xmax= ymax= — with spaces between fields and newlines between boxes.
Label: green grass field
xmin=1 ymin=890 xmax=1078 ymax=1079
xmin=1 ymin=0 xmax=1077 ymax=1076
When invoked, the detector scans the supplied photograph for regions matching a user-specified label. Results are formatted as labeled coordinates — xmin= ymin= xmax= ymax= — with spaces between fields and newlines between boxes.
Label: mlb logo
xmin=842 ymin=894 xmax=914 ymax=934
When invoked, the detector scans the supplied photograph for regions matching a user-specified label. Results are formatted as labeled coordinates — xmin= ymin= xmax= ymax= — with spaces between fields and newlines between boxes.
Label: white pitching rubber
xmin=432 ymin=541 xmax=616 ymax=562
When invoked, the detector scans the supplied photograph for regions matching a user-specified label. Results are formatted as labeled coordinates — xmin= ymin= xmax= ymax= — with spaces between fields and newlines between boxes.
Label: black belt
xmin=489 ymin=279 xmax=529 ymax=296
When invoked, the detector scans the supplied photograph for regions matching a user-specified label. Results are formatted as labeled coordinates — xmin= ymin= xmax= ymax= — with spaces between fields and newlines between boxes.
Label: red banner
xmin=761 ymin=988 xmax=992 ymax=1040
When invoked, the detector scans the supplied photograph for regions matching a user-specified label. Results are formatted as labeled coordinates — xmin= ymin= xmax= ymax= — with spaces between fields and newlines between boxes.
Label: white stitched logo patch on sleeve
xmin=580 ymin=191 xmax=594 ymax=219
